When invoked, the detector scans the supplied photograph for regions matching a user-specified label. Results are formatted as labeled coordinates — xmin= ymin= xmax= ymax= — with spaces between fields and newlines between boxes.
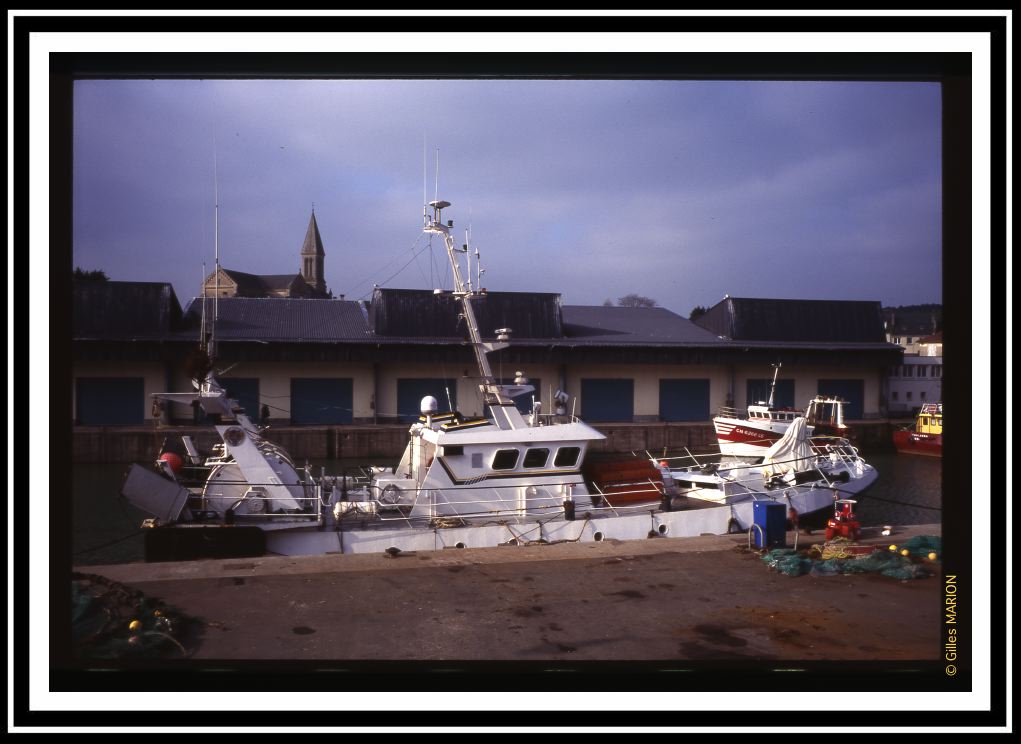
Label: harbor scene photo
xmin=25 ymin=21 xmax=1001 ymax=732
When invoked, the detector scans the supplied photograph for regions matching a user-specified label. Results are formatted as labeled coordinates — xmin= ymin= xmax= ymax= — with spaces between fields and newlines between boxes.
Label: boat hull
xmin=892 ymin=430 xmax=942 ymax=457
xmin=713 ymin=417 xmax=782 ymax=458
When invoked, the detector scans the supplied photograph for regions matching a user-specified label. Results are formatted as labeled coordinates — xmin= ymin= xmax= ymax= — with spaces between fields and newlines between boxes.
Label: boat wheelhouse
xmin=892 ymin=402 xmax=942 ymax=457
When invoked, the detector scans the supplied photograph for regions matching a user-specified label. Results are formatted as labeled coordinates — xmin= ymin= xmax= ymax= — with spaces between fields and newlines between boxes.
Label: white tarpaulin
xmin=760 ymin=417 xmax=815 ymax=480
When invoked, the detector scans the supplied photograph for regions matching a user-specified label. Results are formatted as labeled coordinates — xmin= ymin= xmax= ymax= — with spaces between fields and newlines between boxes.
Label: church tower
xmin=300 ymin=210 xmax=326 ymax=295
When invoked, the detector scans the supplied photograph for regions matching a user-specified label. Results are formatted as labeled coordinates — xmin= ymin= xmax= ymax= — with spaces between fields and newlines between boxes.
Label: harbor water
xmin=69 ymin=450 xmax=942 ymax=567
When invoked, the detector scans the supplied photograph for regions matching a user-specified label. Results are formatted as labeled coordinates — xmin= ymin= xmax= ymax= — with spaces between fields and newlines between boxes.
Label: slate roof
xmin=175 ymin=293 xmax=725 ymax=348
xmin=883 ymin=308 xmax=941 ymax=336
xmin=181 ymin=297 xmax=371 ymax=342
xmin=73 ymin=281 xmax=184 ymax=340
xmin=561 ymin=306 xmax=724 ymax=346
xmin=369 ymin=288 xmax=563 ymax=340
xmin=695 ymin=297 xmax=890 ymax=345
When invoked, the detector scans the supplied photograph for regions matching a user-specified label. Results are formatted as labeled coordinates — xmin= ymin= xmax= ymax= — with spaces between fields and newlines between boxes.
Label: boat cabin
xmin=915 ymin=403 xmax=942 ymax=435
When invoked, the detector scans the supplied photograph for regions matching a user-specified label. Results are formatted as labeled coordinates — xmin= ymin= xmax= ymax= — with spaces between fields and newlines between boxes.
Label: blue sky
xmin=73 ymin=78 xmax=942 ymax=315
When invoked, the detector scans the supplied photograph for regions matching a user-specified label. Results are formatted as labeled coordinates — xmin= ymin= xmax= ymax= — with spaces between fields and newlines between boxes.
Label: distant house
xmin=887 ymin=331 xmax=943 ymax=414
xmin=883 ymin=308 xmax=940 ymax=354
xmin=201 ymin=211 xmax=330 ymax=299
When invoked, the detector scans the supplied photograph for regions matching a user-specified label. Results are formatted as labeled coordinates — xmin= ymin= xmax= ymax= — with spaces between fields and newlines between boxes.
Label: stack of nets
xmin=760 ymin=535 xmax=940 ymax=580
xmin=72 ymin=572 xmax=194 ymax=659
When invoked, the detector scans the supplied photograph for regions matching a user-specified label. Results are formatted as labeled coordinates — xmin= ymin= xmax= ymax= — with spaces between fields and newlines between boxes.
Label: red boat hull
xmin=892 ymin=429 xmax=942 ymax=457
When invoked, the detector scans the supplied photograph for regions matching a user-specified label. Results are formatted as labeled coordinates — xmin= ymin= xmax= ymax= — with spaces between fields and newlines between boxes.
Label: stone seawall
xmin=71 ymin=421 xmax=897 ymax=464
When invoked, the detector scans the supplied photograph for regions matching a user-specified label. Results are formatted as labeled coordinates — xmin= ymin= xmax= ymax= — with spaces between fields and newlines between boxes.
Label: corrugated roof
xmin=562 ymin=306 xmax=724 ymax=345
xmin=695 ymin=297 xmax=887 ymax=343
xmin=181 ymin=297 xmax=371 ymax=341
xmin=73 ymin=281 xmax=183 ymax=339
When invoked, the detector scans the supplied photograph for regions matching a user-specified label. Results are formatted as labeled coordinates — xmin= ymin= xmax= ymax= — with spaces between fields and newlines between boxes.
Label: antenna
xmin=211 ymin=127 xmax=220 ymax=362
xmin=422 ymin=133 xmax=428 ymax=227
xmin=200 ymin=261 xmax=208 ymax=351
xmin=434 ymin=147 xmax=440 ymax=203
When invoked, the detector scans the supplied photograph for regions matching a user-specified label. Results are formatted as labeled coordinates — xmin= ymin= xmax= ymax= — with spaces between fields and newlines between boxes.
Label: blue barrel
xmin=752 ymin=501 xmax=787 ymax=549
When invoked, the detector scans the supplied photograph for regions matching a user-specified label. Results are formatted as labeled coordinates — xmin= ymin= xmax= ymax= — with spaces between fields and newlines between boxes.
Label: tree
xmin=602 ymin=298 xmax=614 ymax=307
xmin=616 ymin=293 xmax=657 ymax=308
xmin=689 ymin=305 xmax=709 ymax=321
xmin=73 ymin=267 xmax=109 ymax=281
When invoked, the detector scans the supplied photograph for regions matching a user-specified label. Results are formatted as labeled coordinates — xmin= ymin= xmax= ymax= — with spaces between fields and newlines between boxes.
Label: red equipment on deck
xmin=825 ymin=498 xmax=861 ymax=541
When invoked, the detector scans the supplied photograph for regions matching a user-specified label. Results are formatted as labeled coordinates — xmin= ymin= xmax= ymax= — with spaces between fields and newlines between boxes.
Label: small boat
xmin=121 ymin=198 xmax=877 ymax=561
xmin=713 ymin=364 xmax=851 ymax=460
xmin=653 ymin=416 xmax=878 ymax=530
xmin=892 ymin=402 xmax=942 ymax=457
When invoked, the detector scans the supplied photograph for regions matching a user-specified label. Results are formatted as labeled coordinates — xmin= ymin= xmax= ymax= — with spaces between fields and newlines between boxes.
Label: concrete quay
xmin=74 ymin=523 xmax=944 ymax=664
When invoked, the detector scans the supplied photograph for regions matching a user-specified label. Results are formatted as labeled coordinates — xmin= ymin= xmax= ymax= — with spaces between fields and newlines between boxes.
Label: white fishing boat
xmin=652 ymin=416 xmax=877 ymax=531
xmin=713 ymin=364 xmax=852 ymax=460
xmin=122 ymin=198 xmax=876 ymax=561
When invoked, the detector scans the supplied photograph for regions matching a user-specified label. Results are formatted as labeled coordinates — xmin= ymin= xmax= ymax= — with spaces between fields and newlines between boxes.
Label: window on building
xmin=907 ymin=391 xmax=913 ymax=401
xmin=892 ymin=391 xmax=899 ymax=401
xmin=917 ymin=366 xmax=927 ymax=378
xmin=933 ymin=366 xmax=942 ymax=378
xmin=920 ymin=391 xmax=927 ymax=400
xmin=903 ymin=366 xmax=914 ymax=378
xmin=890 ymin=366 xmax=899 ymax=377
xmin=906 ymin=337 xmax=913 ymax=344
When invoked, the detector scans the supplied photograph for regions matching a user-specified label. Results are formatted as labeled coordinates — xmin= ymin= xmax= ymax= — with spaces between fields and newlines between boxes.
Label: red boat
xmin=892 ymin=402 xmax=942 ymax=457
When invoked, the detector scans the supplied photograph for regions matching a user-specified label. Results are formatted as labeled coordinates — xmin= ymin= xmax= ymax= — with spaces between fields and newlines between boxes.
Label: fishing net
xmin=71 ymin=572 xmax=195 ymax=659
xmin=759 ymin=536 xmax=939 ymax=580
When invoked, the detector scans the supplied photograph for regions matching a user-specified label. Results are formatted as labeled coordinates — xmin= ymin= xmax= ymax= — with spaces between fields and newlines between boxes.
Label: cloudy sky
xmin=72 ymin=77 xmax=942 ymax=316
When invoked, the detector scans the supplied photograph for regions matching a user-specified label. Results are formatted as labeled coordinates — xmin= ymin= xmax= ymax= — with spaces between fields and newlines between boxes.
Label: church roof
xmin=301 ymin=211 xmax=325 ymax=256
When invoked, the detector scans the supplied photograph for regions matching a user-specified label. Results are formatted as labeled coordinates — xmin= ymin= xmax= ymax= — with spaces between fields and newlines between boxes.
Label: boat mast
xmin=423 ymin=199 xmax=525 ymax=430
xmin=767 ymin=362 xmax=781 ymax=408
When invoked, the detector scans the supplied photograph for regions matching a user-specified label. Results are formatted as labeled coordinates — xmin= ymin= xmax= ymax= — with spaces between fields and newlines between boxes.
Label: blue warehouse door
xmin=817 ymin=379 xmax=864 ymax=420
xmin=76 ymin=377 xmax=145 ymax=425
xmin=581 ymin=378 xmax=634 ymax=422
xmin=397 ymin=378 xmax=458 ymax=423
xmin=221 ymin=378 xmax=260 ymax=421
xmin=660 ymin=379 xmax=710 ymax=422
xmin=290 ymin=378 xmax=353 ymax=424
xmin=746 ymin=378 xmax=795 ymax=409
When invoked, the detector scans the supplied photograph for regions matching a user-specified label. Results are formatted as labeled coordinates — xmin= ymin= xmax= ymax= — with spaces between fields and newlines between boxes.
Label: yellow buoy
xmin=928 ymin=552 xmax=938 ymax=561
xmin=888 ymin=544 xmax=898 ymax=552
xmin=901 ymin=549 xmax=910 ymax=557
xmin=128 ymin=619 xmax=142 ymax=631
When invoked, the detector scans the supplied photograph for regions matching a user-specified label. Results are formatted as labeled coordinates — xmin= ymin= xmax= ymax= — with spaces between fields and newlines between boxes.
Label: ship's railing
xmin=331 ymin=478 xmax=667 ymax=527
xmin=715 ymin=406 xmax=745 ymax=419
xmin=530 ymin=412 xmax=583 ymax=426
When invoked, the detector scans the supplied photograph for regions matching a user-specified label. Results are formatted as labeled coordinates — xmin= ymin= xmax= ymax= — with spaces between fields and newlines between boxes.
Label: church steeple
xmin=300 ymin=209 xmax=326 ymax=295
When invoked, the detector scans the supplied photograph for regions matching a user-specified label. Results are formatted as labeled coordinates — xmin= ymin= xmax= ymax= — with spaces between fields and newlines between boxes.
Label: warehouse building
xmin=72 ymin=281 xmax=903 ymax=430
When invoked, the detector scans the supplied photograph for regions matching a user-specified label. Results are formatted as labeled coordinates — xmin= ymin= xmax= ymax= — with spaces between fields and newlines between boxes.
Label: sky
xmin=72 ymin=77 xmax=943 ymax=317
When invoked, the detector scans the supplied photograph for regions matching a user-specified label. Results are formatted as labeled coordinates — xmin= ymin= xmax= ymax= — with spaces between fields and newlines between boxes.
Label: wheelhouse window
xmin=553 ymin=447 xmax=581 ymax=468
xmin=523 ymin=448 xmax=550 ymax=468
xmin=441 ymin=445 xmax=464 ymax=457
xmin=492 ymin=449 xmax=520 ymax=470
